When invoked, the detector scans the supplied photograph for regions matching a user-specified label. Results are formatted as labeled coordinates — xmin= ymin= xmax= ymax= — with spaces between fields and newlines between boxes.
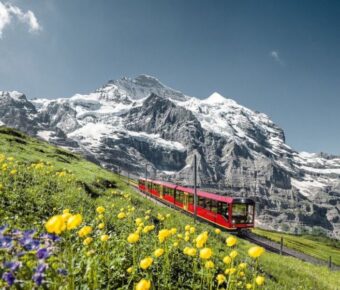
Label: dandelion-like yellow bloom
xmin=229 ymin=250 xmax=238 ymax=259
xmin=154 ymin=248 xmax=164 ymax=257
xmin=96 ymin=206 xmax=105 ymax=214
xmin=189 ymin=226 xmax=195 ymax=234
xmin=144 ymin=215 xmax=150 ymax=221
xmin=98 ymin=223 xmax=105 ymax=230
xmin=45 ymin=215 xmax=65 ymax=234
xmin=185 ymin=225 xmax=191 ymax=231
xmin=140 ymin=257 xmax=153 ymax=270
xmin=10 ymin=169 xmax=17 ymax=175
xmin=127 ymin=266 xmax=133 ymax=274
xmin=136 ymin=279 xmax=151 ymax=290
xmin=158 ymin=229 xmax=170 ymax=243
xmin=117 ymin=212 xmax=126 ymax=219
xmin=100 ymin=234 xmax=110 ymax=242
xmin=216 ymin=274 xmax=226 ymax=285
xmin=83 ymin=237 xmax=93 ymax=246
xmin=78 ymin=226 xmax=93 ymax=237
xmin=215 ymin=228 xmax=221 ymax=235
xmin=223 ymin=256 xmax=232 ymax=264
xmin=226 ymin=236 xmax=237 ymax=247
xmin=248 ymin=246 xmax=265 ymax=259
xmin=187 ymin=248 xmax=197 ymax=257
xmin=246 ymin=283 xmax=252 ymax=289
xmin=173 ymin=242 xmax=179 ymax=247
xmin=239 ymin=262 xmax=247 ymax=269
xmin=255 ymin=276 xmax=265 ymax=286
xmin=225 ymin=267 xmax=236 ymax=275
xmin=127 ymin=233 xmax=140 ymax=244
xmin=135 ymin=218 xmax=143 ymax=226
xmin=97 ymin=214 xmax=104 ymax=220
xmin=183 ymin=247 xmax=190 ymax=255
xmin=61 ymin=212 xmax=72 ymax=222
xmin=67 ymin=214 xmax=83 ymax=230
xmin=196 ymin=231 xmax=208 ymax=248
xmin=200 ymin=248 xmax=212 ymax=260
xmin=205 ymin=260 xmax=215 ymax=269
xmin=170 ymin=228 xmax=177 ymax=235
xmin=166 ymin=213 xmax=171 ymax=218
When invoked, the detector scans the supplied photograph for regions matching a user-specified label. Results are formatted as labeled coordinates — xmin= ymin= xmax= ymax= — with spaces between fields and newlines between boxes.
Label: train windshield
xmin=232 ymin=203 xmax=254 ymax=224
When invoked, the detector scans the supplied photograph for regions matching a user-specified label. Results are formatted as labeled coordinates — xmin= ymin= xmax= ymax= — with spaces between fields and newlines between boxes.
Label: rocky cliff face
xmin=0 ymin=75 xmax=339 ymax=238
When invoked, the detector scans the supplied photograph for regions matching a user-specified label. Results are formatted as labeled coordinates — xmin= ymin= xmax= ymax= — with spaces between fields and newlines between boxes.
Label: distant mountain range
xmin=1 ymin=74 xmax=339 ymax=238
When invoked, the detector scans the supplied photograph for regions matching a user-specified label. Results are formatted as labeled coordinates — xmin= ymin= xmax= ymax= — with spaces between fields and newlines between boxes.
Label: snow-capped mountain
xmin=1 ymin=75 xmax=339 ymax=238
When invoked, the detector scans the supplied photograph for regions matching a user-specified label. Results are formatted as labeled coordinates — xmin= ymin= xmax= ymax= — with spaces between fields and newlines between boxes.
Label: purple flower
xmin=0 ymin=236 xmax=13 ymax=249
xmin=57 ymin=268 xmax=68 ymax=276
xmin=36 ymin=248 xmax=50 ymax=260
xmin=19 ymin=237 xmax=40 ymax=251
xmin=32 ymin=272 xmax=44 ymax=286
xmin=3 ymin=261 xmax=22 ymax=272
xmin=2 ymin=272 xmax=15 ymax=286
xmin=36 ymin=263 xmax=48 ymax=273
xmin=40 ymin=233 xmax=61 ymax=242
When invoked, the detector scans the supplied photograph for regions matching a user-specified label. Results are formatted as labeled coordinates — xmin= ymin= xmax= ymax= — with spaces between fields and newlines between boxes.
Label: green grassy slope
xmin=253 ymin=228 xmax=340 ymax=266
xmin=0 ymin=127 xmax=339 ymax=290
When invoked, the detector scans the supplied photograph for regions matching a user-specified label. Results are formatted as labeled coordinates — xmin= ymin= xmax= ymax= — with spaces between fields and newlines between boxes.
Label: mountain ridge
xmin=0 ymin=74 xmax=339 ymax=238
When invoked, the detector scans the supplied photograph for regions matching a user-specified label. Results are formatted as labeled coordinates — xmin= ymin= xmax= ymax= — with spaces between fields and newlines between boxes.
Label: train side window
xmin=188 ymin=195 xmax=194 ymax=205
xmin=221 ymin=203 xmax=229 ymax=218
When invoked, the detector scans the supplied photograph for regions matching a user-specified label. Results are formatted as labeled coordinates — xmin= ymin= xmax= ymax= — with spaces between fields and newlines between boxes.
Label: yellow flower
xmin=205 ymin=260 xmax=215 ymax=269
xmin=145 ymin=209 xmax=151 ymax=214
xmin=127 ymin=266 xmax=133 ymax=274
xmin=189 ymin=226 xmax=195 ymax=234
xmin=246 ymin=283 xmax=252 ymax=289
xmin=144 ymin=215 xmax=150 ymax=220
xmin=223 ymin=256 xmax=232 ymax=264
xmin=158 ymin=229 xmax=170 ymax=243
xmin=97 ymin=214 xmax=104 ymax=220
xmin=226 ymin=236 xmax=237 ymax=247
xmin=170 ymin=228 xmax=177 ymax=235
xmin=136 ymin=279 xmax=151 ymax=290
xmin=215 ymin=228 xmax=221 ymax=235
xmin=83 ymin=237 xmax=93 ymax=246
xmin=196 ymin=231 xmax=208 ymax=248
xmin=140 ymin=257 xmax=153 ymax=270
xmin=185 ymin=225 xmax=191 ymax=231
xmin=239 ymin=271 xmax=245 ymax=277
xmin=67 ymin=214 xmax=83 ymax=230
xmin=63 ymin=209 xmax=70 ymax=214
xmin=100 ymin=234 xmax=110 ymax=242
xmin=184 ymin=236 xmax=190 ymax=242
xmin=98 ymin=223 xmax=105 ymax=230
xmin=127 ymin=233 xmax=140 ymax=244
xmin=10 ymin=169 xmax=17 ymax=175
xmin=187 ymin=248 xmax=197 ymax=257
xmin=230 ymin=250 xmax=238 ymax=259
xmin=61 ymin=212 xmax=72 ymax=222
xmin=78 ymin=226 xmax=93 ymax=237
xmin=96 ymin=206 xmax=105 ymax=214
xmin=173 ymin=242 xmax=179 ymax=247
xmin=216 ymin=274 xmax=226 ymax=285
xmin=117 ymin=212 xmax=126 ymax=219
xmin=225 ymin=267 xmax=236 ymax=275
xmin=200 ymin=248 xmax=212 ymax=260
xmin=239 ymin=262 xmax=247 ymax=269
xmin=248 ymin=246 xmax=265 ymax=259
xmin=166 ymin=213 xmax=171 ymax=218
xmin=255 ymin=276 xmax=265 ymax=286
xmin=154 ymin=248 xmax=164 ymax=258
xmin=135 ymin=218 xmax=143 ymax=226
xmin=45 ymin=215 xmax=65 ymax=234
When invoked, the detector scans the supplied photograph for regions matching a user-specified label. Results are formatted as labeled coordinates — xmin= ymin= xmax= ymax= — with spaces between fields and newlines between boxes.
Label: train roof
xmin=139 ymin=178 xmax=252 ymax=204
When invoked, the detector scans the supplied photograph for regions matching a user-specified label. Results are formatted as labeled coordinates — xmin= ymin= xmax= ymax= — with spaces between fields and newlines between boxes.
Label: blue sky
xmin=0 ymin=0 xmax=339 ymax=154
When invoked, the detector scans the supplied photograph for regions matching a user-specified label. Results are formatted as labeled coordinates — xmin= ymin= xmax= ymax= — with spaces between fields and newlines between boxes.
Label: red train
xmin=138 ymin=178 xmax=255 ymax=230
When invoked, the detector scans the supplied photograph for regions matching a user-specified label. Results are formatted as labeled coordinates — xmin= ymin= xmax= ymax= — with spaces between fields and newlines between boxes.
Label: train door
xmin=160 ymin=185 xmax=164 ymax=199
xmin=183 ymin=192 xmax=189 ymax=211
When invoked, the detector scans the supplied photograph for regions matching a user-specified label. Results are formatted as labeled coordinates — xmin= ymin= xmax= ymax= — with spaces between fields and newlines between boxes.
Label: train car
xmin=138 ymin=178 xmax=255 ymax=230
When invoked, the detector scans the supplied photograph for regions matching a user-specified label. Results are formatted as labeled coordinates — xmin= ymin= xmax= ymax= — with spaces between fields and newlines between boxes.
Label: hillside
xmin=0 ymin=75 xmax=339 ymax=239
xmin=0 ymin=127 xmax=339 ymax=289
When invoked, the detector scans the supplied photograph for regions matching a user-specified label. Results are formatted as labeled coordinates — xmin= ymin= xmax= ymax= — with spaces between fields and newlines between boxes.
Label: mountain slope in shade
xmin=0 ymin=75 xmax=339 ymax=238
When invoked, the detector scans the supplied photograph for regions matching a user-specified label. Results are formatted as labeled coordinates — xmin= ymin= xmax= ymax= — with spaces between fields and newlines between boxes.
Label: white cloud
xmin=270 ymin=50 xmax=284 ymax=65
xmin=0 ymin=1 xmax=41 ymax=38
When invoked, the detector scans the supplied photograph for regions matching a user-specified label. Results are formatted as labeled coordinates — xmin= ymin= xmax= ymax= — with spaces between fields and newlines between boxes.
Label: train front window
xmin=232 ymin=203 xmax=254 ymax=224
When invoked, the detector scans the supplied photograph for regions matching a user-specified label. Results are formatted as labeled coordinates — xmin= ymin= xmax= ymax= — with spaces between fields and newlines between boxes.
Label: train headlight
xmin=232 ymin=219 xmax=236 ymax=224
